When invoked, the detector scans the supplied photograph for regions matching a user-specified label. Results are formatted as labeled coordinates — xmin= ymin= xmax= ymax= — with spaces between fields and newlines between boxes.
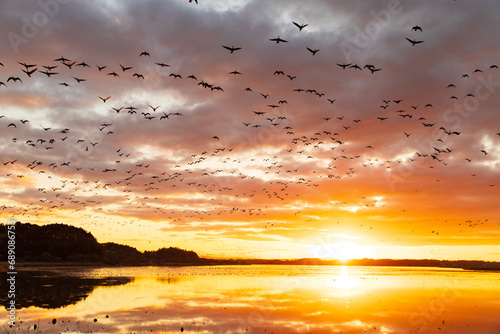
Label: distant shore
xmin=3 ymin=258 xmax=499 ymax=272
xmin=2 ymin=222 xmax=498 ymax=272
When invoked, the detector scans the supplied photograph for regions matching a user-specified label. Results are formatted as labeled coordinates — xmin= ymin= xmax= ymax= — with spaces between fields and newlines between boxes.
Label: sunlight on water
xmin=1 ymin=265 xmax=500 ymax=333
xmin=326 ymin=265 xmax=362 ymax=291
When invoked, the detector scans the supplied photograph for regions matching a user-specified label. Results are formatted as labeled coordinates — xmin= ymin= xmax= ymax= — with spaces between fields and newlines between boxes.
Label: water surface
xmin=2 ymin=265 xmax=499 ymax=333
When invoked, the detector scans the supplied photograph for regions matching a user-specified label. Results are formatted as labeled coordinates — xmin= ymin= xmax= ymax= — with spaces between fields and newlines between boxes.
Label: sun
xmin=310 ymin=240 xmax=374 ymax=261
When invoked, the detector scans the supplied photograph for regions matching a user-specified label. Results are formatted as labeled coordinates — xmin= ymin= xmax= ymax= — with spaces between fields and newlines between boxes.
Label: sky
xmin=1 ymin=0 xmax=499 ymax=261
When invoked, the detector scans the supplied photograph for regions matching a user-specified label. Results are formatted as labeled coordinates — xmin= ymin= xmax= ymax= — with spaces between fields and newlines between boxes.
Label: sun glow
xmin=309 ymin=240 xmax=374 ymax=260
xmin=327 ymin=266 xmax=362 ymax=290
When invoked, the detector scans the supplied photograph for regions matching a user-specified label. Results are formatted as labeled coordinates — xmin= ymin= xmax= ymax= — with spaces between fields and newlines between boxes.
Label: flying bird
xmin=269 ymin=36 xmax=288 ymax=43
xmin=73 ymin=77 xmax=86 ymax=83
xmin=222 ymin=45 xmax=243 ymax=53
xmin=7 ymin=76 xmax=22 ymax=83
xmin=42 ymin=65 xmax=57 ymax=71
xmin=99 ymin=96 xmax=111 ymax=103
xmin=306 ymin=47 xmax=320 ymax=55
xmin=337 ymin=63 xmax=351 ymax=69
xmin=40 ymin=70 xmax=58 ymax=77
xmin=22 ymin=68 xmax=38 ymax=77
xmin=76 ymin=61 xmax=91 ymax=68
xmin=292 ymin=22 xmax=309 ymax=31
xmin=120 ymin=64 xmax=133 ymax=71
xmin=62 ymin=60 xmax=78 ymax=69
xmin=18 ymin=61 xmax=37 ymax=69
xmin=54 ymin=56 xmax=70 ymax=62
xmin=406 ymin=37 xmax=424 ymax=46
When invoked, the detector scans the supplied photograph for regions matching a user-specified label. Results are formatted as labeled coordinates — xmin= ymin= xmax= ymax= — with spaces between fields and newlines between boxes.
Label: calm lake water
xmin=1 ymin=265 xmax=500 ymax=333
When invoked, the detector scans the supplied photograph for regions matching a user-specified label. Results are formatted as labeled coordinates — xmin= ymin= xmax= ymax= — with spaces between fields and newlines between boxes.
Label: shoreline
xmin=3 ymin=260 xmax=499 ymax=272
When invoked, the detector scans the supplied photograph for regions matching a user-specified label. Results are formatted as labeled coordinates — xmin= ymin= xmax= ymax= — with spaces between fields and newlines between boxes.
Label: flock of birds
xmin=0 ymin=16 xmax=499 ymax=246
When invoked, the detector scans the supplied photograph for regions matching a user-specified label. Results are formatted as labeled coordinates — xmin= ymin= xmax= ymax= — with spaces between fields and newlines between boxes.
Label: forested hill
xmin=0 ymin=222 xmax=208 ymax=265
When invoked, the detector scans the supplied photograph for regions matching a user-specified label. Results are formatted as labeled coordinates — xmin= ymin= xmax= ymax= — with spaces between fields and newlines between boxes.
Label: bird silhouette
xmin=306 ymin=47 xmax=320 ymax=55
xmin=222 ymin=45 xmax=243 ymax=53
xmin=406 ymin=37 xmax=424 ymax=46
xmin=269 ymin=36 xmax=288 ymax=43
xmin=292 ymin=22 xmax=309 ymax=31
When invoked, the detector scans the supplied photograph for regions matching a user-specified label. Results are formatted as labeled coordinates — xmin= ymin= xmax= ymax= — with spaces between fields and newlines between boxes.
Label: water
xmin=1 ymin=265 xmax=500 ymax=333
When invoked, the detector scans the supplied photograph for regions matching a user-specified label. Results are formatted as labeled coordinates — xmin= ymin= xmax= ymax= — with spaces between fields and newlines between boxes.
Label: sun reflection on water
xmin=3 ymin=266 xmax=500 ymax=334
xmin=327 ymin=266 xmax=362 ymax=291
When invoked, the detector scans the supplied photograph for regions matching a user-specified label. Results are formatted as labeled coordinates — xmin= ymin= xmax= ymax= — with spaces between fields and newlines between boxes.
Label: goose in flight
xmin=22 ymin=68 xmax=38 ymax=77
xmin=76 ymin=61 xmax=91 ymax=68
xmin=222 ymin=45 xmax=243 ymax=53
xmin=292 ymin=22 xmax=308 ymax=31
xmin=306 ymin=47 xmax=320 ymax=55
xmin=269 ymin=36 xmax=288 ymax=43
xmin=7 ymin=76 xmax=22 ymax=83
xmin=337 ymin=63 xmax=351 ymax=69
xmin=42 ymin=65 xmax=57 ymax=71
xmin=411 ymin=25 xmax=422 ymax=32
xmin=54 ymin=56 xmax=70 ymax=62
xmin=139 ymin=51 xmax=150 ymax=57
xmin=63 ymin=60 xmax=78 ymax=69
xmin=18 ymin=61 xmax=37 ymax=69
xmin=406 ymin=37 xmax=424 ymax=46
xmin=120 ymin=64 xmax=133 ymax=71
xmin=40 ymin=70 xmax=58 ymax=77
xmin=73 ymin=77 xmax=86 ymax=83
xmin=99 ymin=96 xmax=111 ymax=102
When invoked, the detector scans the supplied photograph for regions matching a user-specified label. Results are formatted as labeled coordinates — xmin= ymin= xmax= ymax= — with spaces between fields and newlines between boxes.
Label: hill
xmin=0 ymin=221 xmax=208 ymax=266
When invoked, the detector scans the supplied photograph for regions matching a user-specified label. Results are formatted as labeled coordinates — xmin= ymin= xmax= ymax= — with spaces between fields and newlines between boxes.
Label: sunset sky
xmin=1 ymin=0 xmax=499 ymax=261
